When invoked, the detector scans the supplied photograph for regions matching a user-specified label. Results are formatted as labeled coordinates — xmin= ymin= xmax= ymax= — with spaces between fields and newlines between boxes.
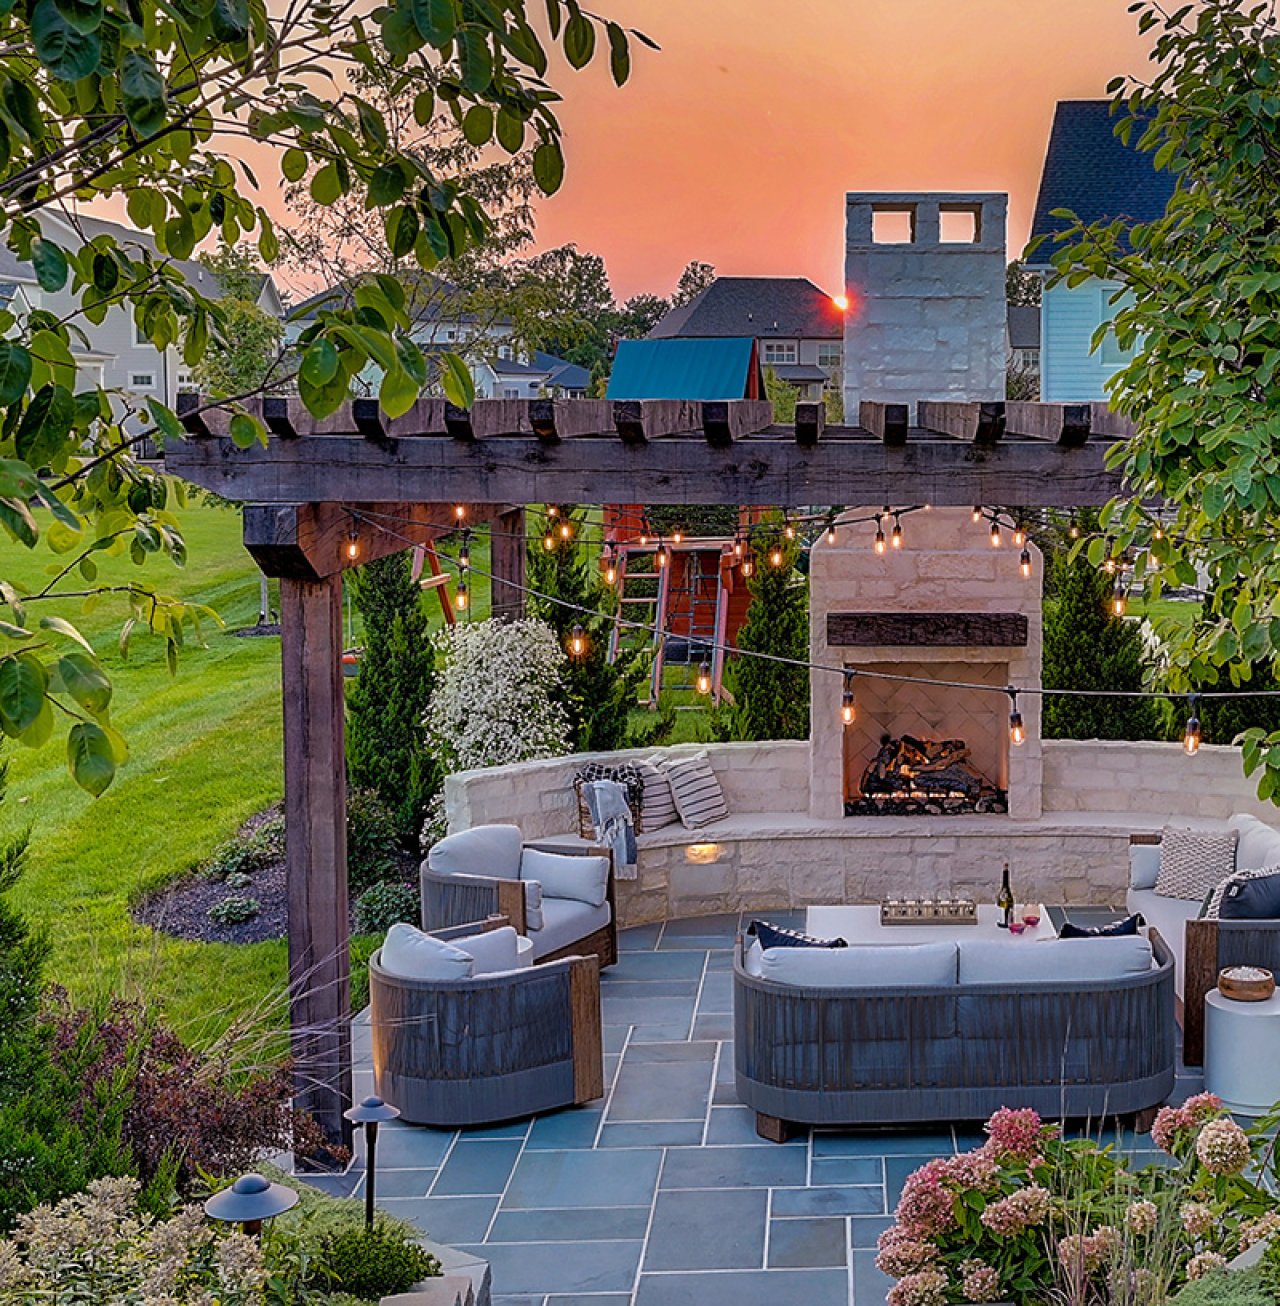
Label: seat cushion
xmin=1127 ymin=887 xmax=1199 ymax=997
xmin=380 ymin=923 xmax=474 ymax=981
xmin=1154 ymin=825 xmax=1237 ymax=900
xmin=958 ymin=935 xmax=1153 ymax=985
xmin=429 ymin=825 xmax=523 ymax=880
xmin=1229 ymin=813 xmax=1280 ymax=871
xmin=528 ymin=896 xmax=612 ymax=959
xmin=522 ymin=846 xmax=610 ymax=907
xmin=760 ymin=942 xmax=957 ymax=988
xmin=454 ymin=925 xmax=522 ymax=976
xmin=662 ymin=751 xmax=729 ymax=829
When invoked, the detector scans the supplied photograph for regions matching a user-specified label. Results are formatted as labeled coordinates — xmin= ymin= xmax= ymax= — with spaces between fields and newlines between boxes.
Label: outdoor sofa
xmin=733 ymin=927 xmax=1176 ymax=1141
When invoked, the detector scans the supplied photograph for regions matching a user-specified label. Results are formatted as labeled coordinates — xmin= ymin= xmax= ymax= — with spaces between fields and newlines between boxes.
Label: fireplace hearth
xmin=845 ymin=733 xmax=1009 ymax=816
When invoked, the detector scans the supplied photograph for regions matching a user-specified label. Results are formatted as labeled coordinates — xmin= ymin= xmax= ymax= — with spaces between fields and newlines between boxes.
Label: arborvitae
xmin=346 ymin=552 xmax=438 ymax=843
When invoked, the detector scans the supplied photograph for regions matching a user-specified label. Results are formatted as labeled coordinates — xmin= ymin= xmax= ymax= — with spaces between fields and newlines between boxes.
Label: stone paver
xmin=312 ymin=913 xmax=1202 ymax=1306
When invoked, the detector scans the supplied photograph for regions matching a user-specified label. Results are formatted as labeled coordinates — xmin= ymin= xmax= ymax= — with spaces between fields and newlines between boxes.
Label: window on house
xmin=498 ymin=344 xmax=514 ymax=361
xmin=761 ymin=341 xmax=797 ymax=366
xmin=129 ymin=372 xmax=156 ymax=392
xmin=817 ymin=343 xmax=842 ymax=378
xmin=503 ymin=387 xmax=520 ymax=399
xmin=133 ymin=320 xmax=149 ymax=346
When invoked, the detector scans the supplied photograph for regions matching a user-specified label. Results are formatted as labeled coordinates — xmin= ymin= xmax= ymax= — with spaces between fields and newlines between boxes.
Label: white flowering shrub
xmin=421 ymin=619 xmax=571 ymax=847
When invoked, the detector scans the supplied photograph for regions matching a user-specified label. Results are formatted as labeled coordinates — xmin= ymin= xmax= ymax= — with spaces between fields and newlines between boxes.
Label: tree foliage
xmin=192 ymin=243 xmax=286 ymax=398
xmin=670 ymin=259 xmax=716 ymax=308
xmin=1005 ymin=259 xmax=1041 ymax=307
xmin=0 ymin=0 xmax=648 ymax=791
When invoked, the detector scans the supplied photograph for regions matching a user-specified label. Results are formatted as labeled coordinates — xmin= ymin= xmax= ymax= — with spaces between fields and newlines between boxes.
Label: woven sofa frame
xmin=368 ymin=920 xmax=604 ymax=1128
xmin=733 ymin=928 xmax=1176 ymax=1142
xmin=420 ymin=839 xmax=618 ymax=970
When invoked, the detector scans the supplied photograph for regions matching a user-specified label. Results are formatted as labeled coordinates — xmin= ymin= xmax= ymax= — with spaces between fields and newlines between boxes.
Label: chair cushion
xmin=1220 ymin=868 xmax=1280 ymax=920
xmin=662 ymin=751 xmax=729 ymax=829
xmin=429 ymin=825 xmax=524 ymax=881
xmin=1229 ymin=813 xmax=1280 ymax=871
xmin=1127 ymin=887 xmax=1198 ymax=997
xmin=1129 ymin=842 xmax=1160 ymax=891
xmin=1154 ymin=825 xmax=1237 ymax=900
xmin=528 ymin=896 xmax=612 ymax=959
xmin=380 ymin=923 xmax=474 ymax=981
xmin=522 ymin=846 xmax=610 ymax=907
xmin=749 ymin=919 xmax=847 ymax=949
xmin=760 ymin=942 xmax=957 ymax=988
xmin=454 ymin=925 xmax=522 ymax=976
xmin=523 ymin=879 xmax=544 ymax=931
xmin=637 ymin=758 xmax=679 ymax=830
xmin=958 ymin=936 xmax=1153 ymax=985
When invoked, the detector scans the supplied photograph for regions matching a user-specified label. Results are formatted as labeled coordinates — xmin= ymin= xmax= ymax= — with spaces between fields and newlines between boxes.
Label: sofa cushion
xmin=637 ymin=758 xmax=679 ymax=830
xmin=429 ymin=825 xmax=524 ymax=881
xmin=1229 ymin=813 xmax=1280 ymax=872
xmin=1129 ymin=842 xmax=1161 ymax=891
xmin=760 ymin=942 xmax=957 ymax=989
xmin=749 ymin=919 xmax=847 ymax=949
xmin=522 ymin=846 xmax=610 ymax=907
xmin=663 ymin=751 xmax=729 ymax=829
xmin=1155 ymin=825 xmax=1237 ymax=900
xmin=380 ymin=923 xmax=474 ymax=982
xmin=958 ymin=935 xmax=1153 ymax=986
xmin=529 ymin=896 xmax=612 ymax=959
xmin=1220 ymin=868 xmax=1280 ymax=921
xmin=1127 ymin=887 xmax=1197 ymax=997
xmin=454 ymin=925 xmax=522 ymax=976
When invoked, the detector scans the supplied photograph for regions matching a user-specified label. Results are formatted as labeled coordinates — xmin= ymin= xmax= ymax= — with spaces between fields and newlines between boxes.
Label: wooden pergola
xmin=166 ymin=393 xmax=1131 ymax=1153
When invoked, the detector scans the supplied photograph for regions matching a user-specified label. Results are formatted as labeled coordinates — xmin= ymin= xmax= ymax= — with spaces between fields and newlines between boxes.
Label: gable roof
xmin=1026 ymin=100 xmax=1178 ymax=264
xmin=648 ymin=276 xmax=842 ymax=341
xmin=533 ymin=350 xmax=590 ymax=391
xmin=1007 ymin=304 xmax=1040 ymax=351
xmin=607 ymin=337 xmax=764 ymax=401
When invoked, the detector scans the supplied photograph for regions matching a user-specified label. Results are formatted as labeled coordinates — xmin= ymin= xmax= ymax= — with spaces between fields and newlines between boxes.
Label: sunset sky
xmin=529 ymin=0 xmax=1155 ymax=300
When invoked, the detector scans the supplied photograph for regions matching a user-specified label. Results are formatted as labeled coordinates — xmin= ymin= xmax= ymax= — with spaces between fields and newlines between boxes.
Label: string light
xmin=1184 ymin=695 xmax=1202 ymax=755
xmin=873 ymin=515 xmax=886 ymax=555
xmin=733 ymin=533 xmax=744 ymax=558
xmin=672 ymin=527 xmax=684 ymax=545
xmin=453 ymin=504 xmax=466 ymax=524
xmin=1008 ymin=690 xmax=1025 ymax=746
xmin=770 ymin=542 xmax=784 ymax=568
xmin=741 ymin=550 xmax=754 ymax=578
xmin=825 ymin=515 xmax=837 ymax=545
xmin=989 ymin=520 xmax=1001 ymax=548
xmin=542 ymin=529 xmax=555 ymax=551
xmin=656 ymin=546 xmax=668 ymax=569
xmin=784 ymin=516 xmax=796 ymax=541
xmin=1013 ymin=524 xmax=1026 ymax=548
xmin=697 ymin=660 xmax=712 ymax=695
xmin=547 ymin=505 xmax=559 ymax=519
xmin=1020 ymin=547 xmax=1032 ymax=579
xmin=891 ymin=515 xmax=903 ymax=550
xmin=603 ymin=549 xmax=617 ymax=586
xmin=639 ymin=529 xmax=649 ymax=546
xmin=345 ymin=529 xmax=359 ymax=562
xmin=1112 ymin=585 xmax=1127 ymax=617
xmin=569 ymin=624 xmax=586 ymax=659
xmin=972 ymin=506 xmax=983 ymax=523
xmin=841 ymin=671 xmax=856 ymax=725
xmin=455 ymin=577 xmax=469 ymax=611
xmin=1069 ymin=520 xmax=1081 ymax=540
xmin=458 ymin=530 xmax=470 ymax=573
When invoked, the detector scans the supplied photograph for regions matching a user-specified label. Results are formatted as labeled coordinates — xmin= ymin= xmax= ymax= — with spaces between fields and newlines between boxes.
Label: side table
xmin=1204 ymin=987 xmax=1280 ymax=1116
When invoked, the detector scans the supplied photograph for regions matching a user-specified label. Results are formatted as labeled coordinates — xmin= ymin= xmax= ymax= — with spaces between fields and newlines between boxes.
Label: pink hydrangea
xmin=875 ymin=1229 xmax=938 ymax=1278
xmin=1186 ymin=1251 xmax=1227 ymax=1281
xmin=1152 ymin=1092 xmax=1225 ymax=1155
xmin=1239 ymin=1211 xmax=1280 ymax=1251
xmin=886 ymin=1267 xmax=948 ymax=1306
xmin=1090 ymin=1225 xmax=1121 ymax=1259
xmin=894 ymin=1159 xmax=957 ymax=1238
xmin=1057 ymin=1229 xmax=1116 ymax=1275
xmin=1125 ymin=1200 xmax=1158 ymax=1236
xmin=1195 ymin=1117 xmax=1250 ymax=1176
xmin=940 ymin=1150 xmax=1000 ymax=1192
xmin=1180 ymin=1202 xmax=1214 ymax=1237
xmin=1184 ymin=1091 xmax=1225 ymax=1122
xmin=960 ymin=1260 xmax=1002 ymax=1303
xmin=979 ymin=1185 xmax=1051 ymax=1235
xmin=983 ymin=1107 xmax=1048 ymax=1159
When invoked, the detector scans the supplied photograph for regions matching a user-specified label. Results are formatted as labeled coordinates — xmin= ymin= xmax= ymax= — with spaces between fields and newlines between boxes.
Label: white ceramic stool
xmin=1204 ymin=987 xmax=1280 ymax=1116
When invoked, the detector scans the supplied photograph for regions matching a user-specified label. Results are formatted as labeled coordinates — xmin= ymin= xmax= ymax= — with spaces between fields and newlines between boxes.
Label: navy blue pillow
xmin=1059 ymin=913 xmax=1144 ymax=939
xmin=749 ymin=920 xmax=847 ymax=949
xmin=1220 ymin=871 xmax=1280 ymax=921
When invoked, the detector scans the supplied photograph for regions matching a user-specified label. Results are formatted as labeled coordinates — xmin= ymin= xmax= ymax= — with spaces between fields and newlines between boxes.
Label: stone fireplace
xmin=809 ymin=507 xmax=1043 ymax=821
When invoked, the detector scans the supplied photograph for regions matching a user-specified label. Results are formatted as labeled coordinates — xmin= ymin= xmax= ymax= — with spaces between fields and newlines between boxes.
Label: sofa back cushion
xmin=522 ymin=846 xmax=610 ymax=907
xmin=454 ymin=925 xmax=522 ymax=976
xmin=428 ymin=824 xmax=523 ymax=881
xmin=760 ymin=942 xmax=957 ymax=989
xmin=1229 ymin=813 xmax=1280 ymax=872
xmin=958 ymin=936 xmax=1153 ymax=985
xmin=1154 ymin=825 xmax=1237 ymax=901
xmin=380 ymin=923 xmax=474 ymax=981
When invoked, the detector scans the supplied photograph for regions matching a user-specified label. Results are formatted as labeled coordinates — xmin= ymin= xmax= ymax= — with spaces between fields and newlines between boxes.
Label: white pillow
xmin=380 ymin=923 xmax=474 ymax=981
xmin=1129 ymin=842 xmax=1161 ymax=891
xmin=662 ymin=751 xmax=729 ymax=829
xmin=1229 ymin=813 xmax=1280 ymax=871
xmin=523 ymin=879 xmax=544 ymax=931
xmin=1155 ymin=825 xmax=1238 ymax=900
xmin=428 ymin=824 xmax=523 ymax=880
xmin=761 ymin=942 xmax=957 ymax=988
xmin=455 ymin=925 xmax=521 ymax=976
xmin=521 ymin=846 xmax=610 ymax=907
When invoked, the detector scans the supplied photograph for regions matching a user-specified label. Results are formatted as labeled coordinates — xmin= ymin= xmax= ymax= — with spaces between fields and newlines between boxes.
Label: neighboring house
xmin=1026 ymin=100 xmax=1176 ymax=402
xmin=478 ymin=350 xmax=591 ymax=400
xmin=648 ymin=276 xmax=843 ymax=400
xmin=1007 ymin=304 xmax=1040 ymax=377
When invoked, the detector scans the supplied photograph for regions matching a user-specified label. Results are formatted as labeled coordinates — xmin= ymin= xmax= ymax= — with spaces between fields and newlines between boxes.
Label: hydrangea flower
xmin=1180 ymin=1202 xmax=1214 ymax=1237
xmin=1125 ymin=1199 xmax=1158 ymax=1236
xmin=982 ymin=1107 xmax=1048 ymax=1159
xmin=1186 ymin=1251 xmax=1228 ymax=1280
xmin=894 ymin=1159 xmax=957 ymax=1239
xmin=960 ymin=1260 xmax=1002 ymax=1302
xmin=979 ymin=1185 xmax=1051 ymax=1235
xmin=1195 ymin=1118 xmax=1250 ymax=1176
xmin=875 ymin=1231 xmax=938 ymax=1278
xmin=886 ymin=1267 xmax=948 ymax=1306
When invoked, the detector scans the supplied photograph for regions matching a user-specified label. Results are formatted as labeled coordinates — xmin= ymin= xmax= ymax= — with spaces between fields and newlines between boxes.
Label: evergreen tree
xmin=722 ymin=524 xmax=810 ymax=740
xmin=526 ymin=508 xmax=667 ymax=751
xmin=1185 ymin=595 xmax=1280 ymax=746
xmin=1043 ymin=518 xmax=1161 ymax=740
xmin=346 ymin=552 xmax=438 ymax=844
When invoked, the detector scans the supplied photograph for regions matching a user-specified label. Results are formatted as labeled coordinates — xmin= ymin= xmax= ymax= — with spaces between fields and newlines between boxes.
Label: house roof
xmin=607 ymin=337 xmax=763 ymax=401
xmin=491 ymin=355 xmax=547 ymax=377
xmin=533 ymin=350 xmax=590 ymax=391
xmin=1027 ymin=100 xmax=1177 ymax=264
xmin=770 ymin=363 xmax=830 ymax=384
xmin=648 ymin=276 xmax=843 ymax=341
xmin=291 ymin=272 xmax=509 ymax=329
xmin=1007 ymin=304 xmax=1040 ymax=351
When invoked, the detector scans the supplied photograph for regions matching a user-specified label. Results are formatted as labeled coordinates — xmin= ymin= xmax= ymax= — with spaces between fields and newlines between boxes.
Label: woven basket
xmin=573 ymin=775 xmax=644 ymax=839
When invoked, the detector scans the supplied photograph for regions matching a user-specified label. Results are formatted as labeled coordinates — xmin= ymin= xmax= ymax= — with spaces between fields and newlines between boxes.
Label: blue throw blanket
xmin=584 ymin=779 xmax=637 ymax=878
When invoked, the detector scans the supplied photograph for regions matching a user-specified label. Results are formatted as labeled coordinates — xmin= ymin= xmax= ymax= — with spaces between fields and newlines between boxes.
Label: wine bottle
xmin=997 ymin=862 xmax=1014 ymax=929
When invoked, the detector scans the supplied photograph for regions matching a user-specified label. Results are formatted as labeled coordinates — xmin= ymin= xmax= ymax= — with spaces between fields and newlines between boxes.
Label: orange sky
xmin=531 ymin=0 xmax=1154 ymax=300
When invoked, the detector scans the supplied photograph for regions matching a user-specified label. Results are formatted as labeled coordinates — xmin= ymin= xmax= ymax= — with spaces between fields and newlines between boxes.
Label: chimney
xmin=843 ymin=193 xmax=1007 ymax=421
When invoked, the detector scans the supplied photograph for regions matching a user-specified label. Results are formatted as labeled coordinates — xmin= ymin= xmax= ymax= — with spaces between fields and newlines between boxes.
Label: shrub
xmin=224 ymin=871 xmax=252 ymax=890
xmin=346 ymin=786 xmax=402 ymax=895
xmin=319 ymin=1222 xmax=440 ymax=1298
xmin=207 ymin=895 xmax=261 ymax=925
xmin=354 ymin=881 xmax=419 ymax=935
xmin=1173 ymin=1264 xmax=1273 ymax=1306
xmin=203 ymin=814 xmax=285 ymax=881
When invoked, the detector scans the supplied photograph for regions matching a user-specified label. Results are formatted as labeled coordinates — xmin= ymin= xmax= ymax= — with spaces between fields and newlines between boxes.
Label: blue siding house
xmin=1026 ymin=101 xmax=1177 ymax=402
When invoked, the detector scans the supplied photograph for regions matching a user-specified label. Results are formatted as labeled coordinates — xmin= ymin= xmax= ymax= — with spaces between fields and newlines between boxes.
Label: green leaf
xmin=606 ymin=21 xmax=629 ymax=85
xmin=440 ymin=351 xmax=474 ymax=409
xmin=354 ymin=97 xmax=388 ymax=150
xmin=532 ymin=141 xmax=564 ymax=195
xmin=301 ymin=338 xmax=340 ymax=387
xmin=163 ymin=212 xmax=195 ymax=259
xmin=379 ymin=365 xmax=417 ymax=419
xmin=15 ymin=384 xmax=74 ymax=468
xmin=210 ymin=0 xmax=249 ymax=41
xmin=299 ymin=367 xmax=350 ymax=419
xmin=367 ymin=160 xmax=407 ymax=207
xmin=462 ymin=104 xmax=493 ymax=146
xmin=52 ymin=0 xmax=102 ymax=34
xmin=563 ymin=10 xmax=594 ymax=68
xmin=31 ymin=238 xmax=68 ymax=292
xmin=282 ymin=147 xmax=308 ymax=182
xmin=0 ymin=459 xmax=38 ymax=498
xmin=146 ymin=397 xmax=182 ymax=445
xmin=456 ymin=26 xmax=493 ymax=92
xmin=1203 ymin=480 xmax=1226 ymax=521
xmin=385 ymin=204 xmax=419 ymax=259
xmin=0 ymin=651 xmax=48 ymax=735
xmin=28 ymin=331 xmax=75 ymax=392
xmin=66 ymin=720 xmax=116 ymax=795
xmin=121 ymin=51 xmax=166 ymax=136
xmin=0 ymin=343 xmax=32 ymax=406
xmin=310 ymin=162 xmax=343 ymax=205
xmin=0 ymin=620 xmax=31 ymax=640
xmin=39 ymin=614 xmax=94 ymax=654
xmin=57 ymin=650 xmax=111 ymax=716
xmin=412 ymin=88 xmax=435 ymax=126
xmin=31 ymin=0 xmax=100 ymax=80
xmin=495 ymin=109 xmax=524 ymax=154
xmin=229 ymin=413 xmax=265 ymax=448
xmin=0 ymin=498 xmax=37 ymax=547
xmin=408 ymin=0 xmax=455 ymax=44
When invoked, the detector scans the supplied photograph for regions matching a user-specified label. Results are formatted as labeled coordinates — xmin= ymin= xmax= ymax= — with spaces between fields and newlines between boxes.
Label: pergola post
xmin=280 ymin=572 xmax=353 ymax=1161
xmin=490 ymin=506 xmax=526 ymax=621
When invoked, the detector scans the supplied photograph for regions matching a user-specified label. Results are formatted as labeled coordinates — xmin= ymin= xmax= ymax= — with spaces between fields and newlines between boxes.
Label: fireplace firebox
xmin=845 ymin=733 xmax=1009 ymax=816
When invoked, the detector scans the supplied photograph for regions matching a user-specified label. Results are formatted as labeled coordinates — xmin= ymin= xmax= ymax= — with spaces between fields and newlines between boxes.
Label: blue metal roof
xmin=607 ymin=337 xmax=759 ymax=401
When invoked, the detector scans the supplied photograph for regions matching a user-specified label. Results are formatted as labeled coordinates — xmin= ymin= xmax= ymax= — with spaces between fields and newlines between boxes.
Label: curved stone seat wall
xmin=442 ymin=740 xmax=1273 ymax=928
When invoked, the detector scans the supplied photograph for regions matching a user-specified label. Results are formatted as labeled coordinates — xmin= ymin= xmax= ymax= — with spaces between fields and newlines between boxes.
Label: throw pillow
xmin=1129 ymin=842 xmax=1161 ymax=891
xmin=1059 ymin=913 xmax=1144 ymax=939
xmin=523 ymin=879 xmax=544 ymax=932
xmin=1220 ymin=867 xmax=1280 ymax=921
xmin=1204 ymin=864 xmax=1275 ymax=918
xmin=454 ymin=924 xmax=521 ymax=975
xmin=1154 ymin=825 xmax=1238 ymax=901
xmin=663 ymin=751 xmax=729 ymax=829
xmin=380 ymin=923 xmax=474 ymax=982
xmin=636 ymin=757 xmax=679 ymax=830
xmin=521 ymin=846 xmax=611 ymax=908
xmin=749 ymin=920 xmax=848 ymax=949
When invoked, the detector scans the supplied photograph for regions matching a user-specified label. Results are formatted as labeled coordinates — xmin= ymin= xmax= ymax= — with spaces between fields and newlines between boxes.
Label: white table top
xmin=1206 ymin=987 xmax=1280 ymax=1017
xmin=806 ymin=903 xmax=1055 ymax=945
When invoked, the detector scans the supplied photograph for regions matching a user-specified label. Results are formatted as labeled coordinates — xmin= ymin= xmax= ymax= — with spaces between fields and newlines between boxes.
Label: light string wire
xmin=345 ymin=507 xmax=1280 ymax=704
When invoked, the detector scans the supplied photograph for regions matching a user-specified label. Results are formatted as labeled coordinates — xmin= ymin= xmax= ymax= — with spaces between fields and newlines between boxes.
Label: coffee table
xmin=806 ymin=903 xmax=1056 ymax=945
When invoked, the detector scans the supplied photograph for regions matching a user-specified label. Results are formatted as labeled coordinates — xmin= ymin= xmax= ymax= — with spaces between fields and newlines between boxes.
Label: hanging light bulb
xmin=924 ymin=503 xmax=933 ymax=512
xmin=543 ymin=529 xmax=555 ymax=551
xmin=602 ymin=547 xmax=617 ymax=586
xmin=1020 ymin=547 xmax=1033 ymax=579
xmin=741 ymin=550 xmax=754 ymax=579
xmin=1184 ymin=696 xmax=1202 ymax=755
xmin=697 ymin=660 xmax=712 ymax=695
xmin=841 ymin=671 xmax=856 ymax=725
xmin=784 ymin=516 xmax=796 ymax=541
xmin=458 ymin=531 xmax=471 ymax=573
xmin=453 ymin=503 xmax=467 ymax=525
xmin=989 ymin=521 xmax=1001 ymax=548
xmin=455 ymin=577 xmax=469 ymax=611
xmin=733 ymin=533 xmax=744 ymax=558
xmin=1112 ymin=585 xmax=1127 ymax=617
xmin=569 ymin=624 xmax=586 ymax=659
xmin=672 ymin=526 xmax=684 ymax=545
xmin=656 ymin=541 xmax=669 ymax=569
xmin=972 ymin=506 xmax=983 ymax=523
xmin=825 ymin=516 xmax=837 ymax=545
xmin=891 ymin=515 xmax=903 ymax=550
xmin=1008 ymin=690 xmax=1025 ymax=746
xmin=1103 ymin=556 xmax=1116 ymax=575
xmin=769 ymin=542 xmax=784 ymax=568
xmin=547 ymin=505 xmax=560 ymax=519
xmin=1069 ymin=519 xmax=1081 ymax=540
xmin=1013 ymin=524 xmax=1026 ymax=548
xmin=345 ymin=529 xmax=360 ymax=562
xmin=873 ymin=515 xmax=886 ymax=555
xmin=638 ymin=529 xmax=649 ymax=547
xmin=559 ymin=520 xmax=572 ymax=541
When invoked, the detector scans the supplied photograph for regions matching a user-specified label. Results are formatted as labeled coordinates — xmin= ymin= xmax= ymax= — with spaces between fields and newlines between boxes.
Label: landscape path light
xmin=345 ymin=1094 xmax=402 ymax=1230
xmin=204 ymin=1173 xmax=298 ymax=1238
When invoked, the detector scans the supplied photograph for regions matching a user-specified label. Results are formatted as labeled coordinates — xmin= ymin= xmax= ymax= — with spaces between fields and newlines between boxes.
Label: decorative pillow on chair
xmin=1154 ymin=825 xmax=1238 ymax=901
xmin=428 ymin=824 xmax=524 ymax=880
xmin=380 ymin=923 xmax=474 ymax=981
xmin=454 ymin=925 xmax=522 ymax=975
xmin=636 ymin=758 xmax=679 ymax=830
xmin=749 ymin=920 xmax=848 ymax=949
xmin=662 ymin=751 xmax=729 ymax=829
xmin=521 ymin=846 xmax=610 ymax=908
xmin=1059 ymin=913 xmax=1144 ymax=939
xmin=1218 ymin=867 xmax=1280 ymax=920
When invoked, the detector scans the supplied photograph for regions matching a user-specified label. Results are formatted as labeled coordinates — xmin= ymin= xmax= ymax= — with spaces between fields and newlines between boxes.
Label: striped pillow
xmin=636 ymin=757 xmax=679 ymax=830
xmin=662 ymin=751 xmax=728 ymax=830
